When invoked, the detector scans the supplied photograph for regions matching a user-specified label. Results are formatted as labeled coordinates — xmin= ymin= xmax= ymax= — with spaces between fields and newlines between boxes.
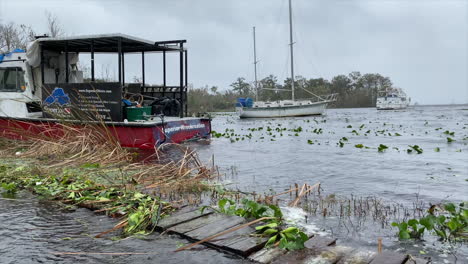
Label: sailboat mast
xmin=288 ymin=0 xmax=295 ymax=101
xmin=253 ymin=26 xmax=258 ymax=101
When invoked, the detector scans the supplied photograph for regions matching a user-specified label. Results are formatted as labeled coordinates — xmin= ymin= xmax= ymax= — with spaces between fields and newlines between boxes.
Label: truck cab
xmin=0 ymin=50 xmax=42 ymax=118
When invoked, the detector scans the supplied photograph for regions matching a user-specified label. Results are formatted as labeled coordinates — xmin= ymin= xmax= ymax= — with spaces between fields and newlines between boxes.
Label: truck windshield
xmin=0 ymin=67 xmax=26 ymax=92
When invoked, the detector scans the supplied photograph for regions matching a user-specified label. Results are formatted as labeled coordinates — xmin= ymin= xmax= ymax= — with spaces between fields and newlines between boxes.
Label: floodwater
xmin=0 ymin=191 xmax=247 ymax=264
xmin=0 ymin=105 xmax=466 ymax=263
xmin=192 ymin=105 xmax=468 ymax=263
xmin=196 ymin=105 xmax=467 ymax=204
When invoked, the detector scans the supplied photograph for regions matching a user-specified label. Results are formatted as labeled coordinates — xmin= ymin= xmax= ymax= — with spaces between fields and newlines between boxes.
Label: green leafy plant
xmin=407 ymin=145 xmax=423 ymax=154
xmin=204 ymin=198 xmax=308 ymax=250
xmin=447 ymin=137 xmax=455 ymax=143
xmin=392 ymin=202 xmax=467 ymax=241
xmin=1 ymin=182 xmax=17 ymax=194
xmin=257 ymin=224 xmax=308 ymax=250
xmin=377 ymin=144 xmax=388 ymax=153
xmin=443 ymin=130 xmax=455 ymax=136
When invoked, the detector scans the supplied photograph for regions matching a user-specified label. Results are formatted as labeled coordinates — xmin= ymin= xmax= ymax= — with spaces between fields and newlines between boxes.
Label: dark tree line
xmin=188 ymin=71 xmax=394 ymax=113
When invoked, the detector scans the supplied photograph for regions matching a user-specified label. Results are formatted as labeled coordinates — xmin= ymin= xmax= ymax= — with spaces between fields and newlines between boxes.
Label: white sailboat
xmin=237 ymin=0 xmax=337 ymax=118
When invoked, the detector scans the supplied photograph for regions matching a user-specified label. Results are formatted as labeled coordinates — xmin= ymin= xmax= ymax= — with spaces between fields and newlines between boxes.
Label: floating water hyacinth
xmin=378 ymin=144 xmax=388 ymax=152
xmin=407 ymin=145 xmax=423 ymax=154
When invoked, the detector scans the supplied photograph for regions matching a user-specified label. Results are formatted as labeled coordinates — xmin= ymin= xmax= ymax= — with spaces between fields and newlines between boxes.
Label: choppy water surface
xmin=192 ymin=105 xmax=468 ymax=263
xmin=0 ymin=105 xmax=466 ymax=263
xmin=0 ymin=191 xmax=246 ymax=264
xmin=196 ymin=105 xmax=467 ymax=203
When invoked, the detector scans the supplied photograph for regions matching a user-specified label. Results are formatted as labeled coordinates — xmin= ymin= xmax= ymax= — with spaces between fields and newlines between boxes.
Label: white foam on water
xmin=281 ymin=206 xmax=329 ymax=236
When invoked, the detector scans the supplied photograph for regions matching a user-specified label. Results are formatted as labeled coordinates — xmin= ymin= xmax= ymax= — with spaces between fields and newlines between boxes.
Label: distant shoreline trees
xmin=0 ymin=11 xmax=64 ymax=52
xmin=188 ymin=71 xmax=395 ymax=114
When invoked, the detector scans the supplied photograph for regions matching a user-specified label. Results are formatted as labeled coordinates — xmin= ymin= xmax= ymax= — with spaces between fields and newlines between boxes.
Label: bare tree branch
xmin=0 ymin=22 xmax=28 ymax=51
xmin=45 ymin=11 xmax=64 ymax=38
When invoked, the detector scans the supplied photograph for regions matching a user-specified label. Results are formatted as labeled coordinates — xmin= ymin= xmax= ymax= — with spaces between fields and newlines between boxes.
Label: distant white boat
xmin=237 ymin=0 xmax=337 ymax=119
xmin=376 ymin=87 xmax=410 ymax=110
xmin=237 ymin=97 xmax=336 ymax=118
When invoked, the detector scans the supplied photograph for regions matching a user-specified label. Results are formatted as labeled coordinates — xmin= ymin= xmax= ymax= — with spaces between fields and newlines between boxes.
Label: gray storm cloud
xmin=1 ymin=0 xmax=467 ymax=104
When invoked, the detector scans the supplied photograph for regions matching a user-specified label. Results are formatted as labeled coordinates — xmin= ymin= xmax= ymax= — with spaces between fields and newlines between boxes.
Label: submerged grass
xmin=0 ymin=122 xmax=217 ymax=238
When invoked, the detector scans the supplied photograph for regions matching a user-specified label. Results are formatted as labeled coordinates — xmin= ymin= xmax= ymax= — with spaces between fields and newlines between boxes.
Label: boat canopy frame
xmin=37 ymin=33 xmax=189 ymax=117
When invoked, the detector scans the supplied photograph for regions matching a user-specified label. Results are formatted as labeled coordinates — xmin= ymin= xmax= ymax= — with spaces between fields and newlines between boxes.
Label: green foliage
xmin=257 ymin=224 xmax=308 ymax=250
xmin=447 ymin=137 xmax=455 ymax=143
xmin=337 ymin=137 xmax=348 ymax=148
xmin=1 ymin=182 xmax=17 ymax=194
xmin=81 ymin=163 xmax=100 ymax=169
xmin=377 ymin=144 xmax=388 ymax=152
xmin=207 ymin=198 xmax=283 ymax=220
xmin=392 ymin=202 xmax=467 ymax=242
xmin=207 ymin=198 xmax=308 ymax=250
xmin=407 ymin=145 xmax=423 ymax=154
xmin=188 ymin=71 xmax=396 ymax=113
xmin=0 ymin=163 xmax=170 ymax=236
xmin=230 ymin=77 xmax=252 ymax=96
xmin=443 ymin=130 xmax=455 ymax=136
xmin=312 ymin=128 xmax=323 ymax=134
xmin=354 ymin=144 xmax=364 ymax=149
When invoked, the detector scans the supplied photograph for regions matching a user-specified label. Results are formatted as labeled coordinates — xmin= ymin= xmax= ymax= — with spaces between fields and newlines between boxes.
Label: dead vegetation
xmin=0 ymin=121 xmax=217 ymax=201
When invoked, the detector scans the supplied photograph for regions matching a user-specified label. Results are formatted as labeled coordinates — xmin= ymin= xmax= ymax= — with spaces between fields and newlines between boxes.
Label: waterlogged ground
xmin=192 ymin=105 xmax=468 ymax=263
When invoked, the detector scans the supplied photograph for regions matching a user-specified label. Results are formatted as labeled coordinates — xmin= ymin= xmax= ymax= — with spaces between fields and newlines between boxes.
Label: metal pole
xmin=122 ymin=52 xmax=125 ymax=85
xmin=288 ymin=0 xmax=295 ymax=101
xmin=179 ymin=43 xmax=184 ymax=118
xmin=91 ymin=40 xmax=95 ymax=82
xmin=253 ymin=26 xmax=258 ymax=101
xmin=184 ymin=50 xmax=188 ymax=117
xmin=40 ymin=45 xmax=45 ymax=85
xmin=118 ymin=38 xmax=122 ymax=84
xmin=65 ymin=41 xmax=69 ymax=83
xmin=142 ymin=51 xmax=145 ymax=89
xmin=163 ymin=50 xmax=166 ymax=97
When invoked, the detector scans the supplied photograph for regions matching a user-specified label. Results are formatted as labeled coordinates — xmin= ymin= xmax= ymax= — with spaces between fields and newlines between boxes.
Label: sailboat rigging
xmin=236 ymin=0 xmax=337 ymax=118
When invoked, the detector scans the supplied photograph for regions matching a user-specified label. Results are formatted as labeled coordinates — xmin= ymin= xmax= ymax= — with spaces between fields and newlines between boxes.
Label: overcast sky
xmin=1 ymin=0 xmax=467 ymax=104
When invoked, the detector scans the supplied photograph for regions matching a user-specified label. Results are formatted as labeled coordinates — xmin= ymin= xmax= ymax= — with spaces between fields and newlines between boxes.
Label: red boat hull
xmin=0 ymin=117 xmax=211 ymax=150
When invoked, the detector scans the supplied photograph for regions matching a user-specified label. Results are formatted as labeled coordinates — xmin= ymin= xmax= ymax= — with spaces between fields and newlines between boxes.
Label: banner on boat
xmin=42 ymin=83 xmax=122 ymax=121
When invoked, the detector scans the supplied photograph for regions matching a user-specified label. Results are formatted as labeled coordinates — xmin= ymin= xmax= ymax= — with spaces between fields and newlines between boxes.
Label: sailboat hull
xmin=237 ymin=101 xmax=328 ymax=118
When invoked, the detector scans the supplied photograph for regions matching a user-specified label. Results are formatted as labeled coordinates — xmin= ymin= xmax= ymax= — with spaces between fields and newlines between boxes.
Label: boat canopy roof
xmin=35 ymin=33 xmax=186 ymax=53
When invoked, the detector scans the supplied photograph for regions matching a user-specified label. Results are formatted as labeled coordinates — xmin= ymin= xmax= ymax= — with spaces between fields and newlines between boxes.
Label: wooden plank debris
xmin=369 ymin=251 xmax=409 ymax=264
xmin=304 ymin=235 xmax=337 ymax=250
xmin=248 ymin=247 xmax=286 ymax=264
xmin=157 ymin=207 xmax=212 ymax=229
xmin=336 ymin=250 xmax=376 ymax=264
xmin=404 ymin=256 xmax=431 ymax=264
xmin=155 ymin=207 xmax=408 ymax=262
xmin=174 ymin=216 xmax=274 ymax=254
xmin=169 ymin=213 xmax=227 ymax=234
xmin=184 ymin=215 xmax=245 ymax=239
